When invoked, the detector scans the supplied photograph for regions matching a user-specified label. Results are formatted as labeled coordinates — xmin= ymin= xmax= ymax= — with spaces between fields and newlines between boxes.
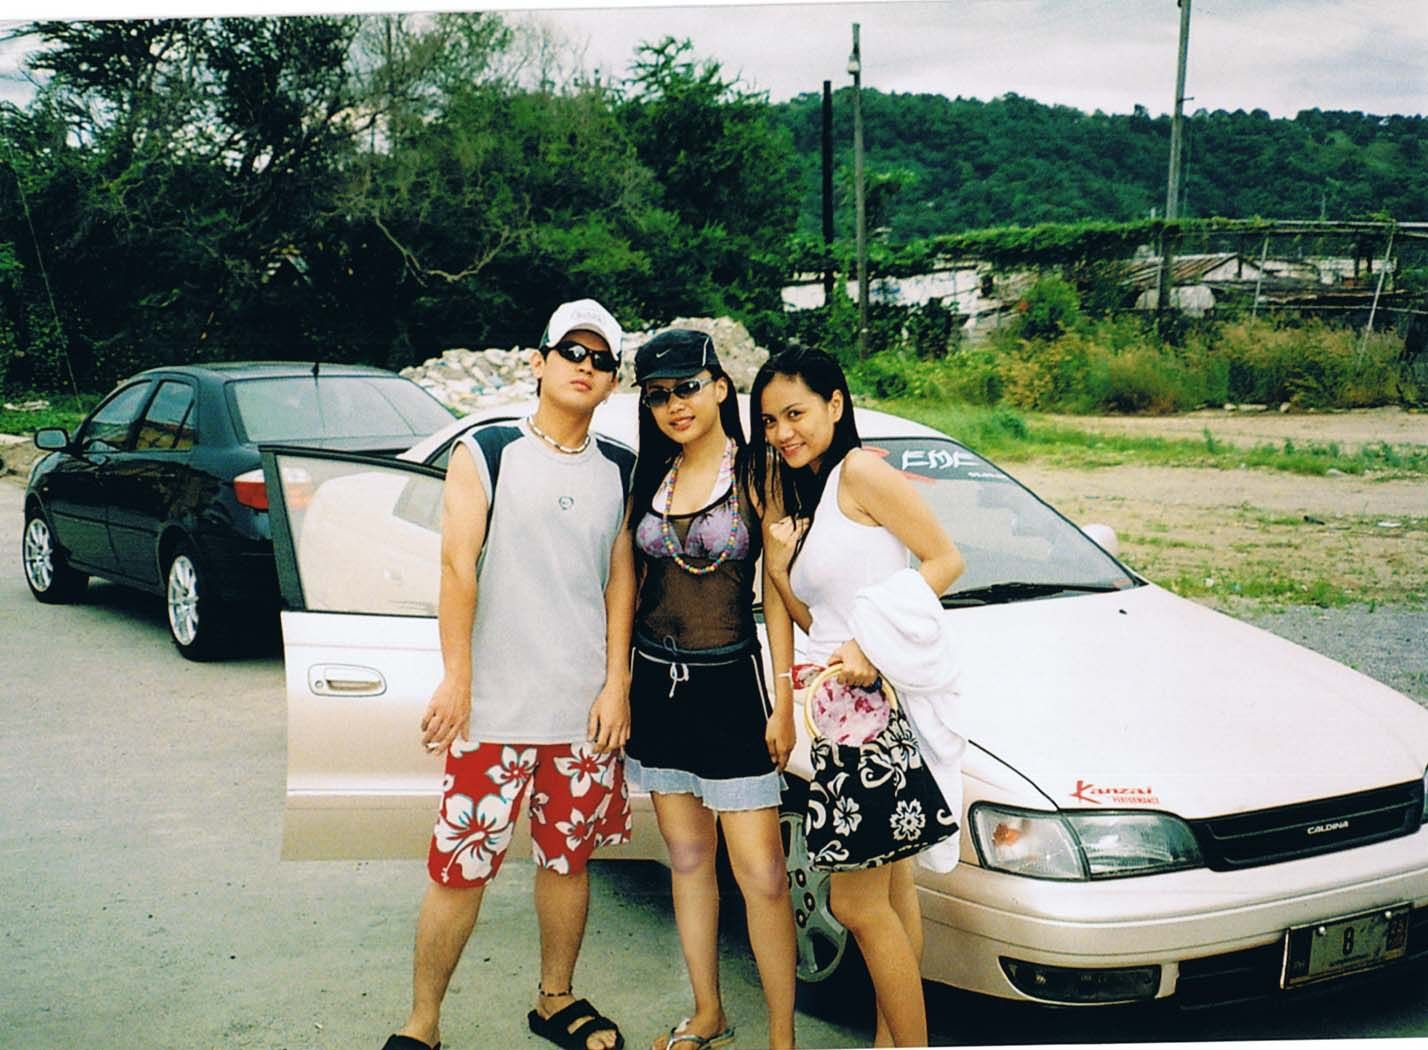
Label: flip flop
xmin=527 ymin=997 xmax=625 ymax=1050
xmin=380 ymin=1036 xmax=440 ymax=1050
xmin=659 ymin=1017 xmax=735 ymax=1050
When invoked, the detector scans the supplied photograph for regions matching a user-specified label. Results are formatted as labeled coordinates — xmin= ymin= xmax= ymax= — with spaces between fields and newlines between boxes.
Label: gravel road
xmin=1236 ymin=603 xmax=1428 ymax=706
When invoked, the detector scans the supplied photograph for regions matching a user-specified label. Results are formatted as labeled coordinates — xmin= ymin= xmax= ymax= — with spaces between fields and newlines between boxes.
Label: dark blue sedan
xmin=21 ymin=362 xmax=454 ymax=659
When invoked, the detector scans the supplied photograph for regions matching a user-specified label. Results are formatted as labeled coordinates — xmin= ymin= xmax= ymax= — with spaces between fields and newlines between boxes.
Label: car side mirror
xmin=34 ymin=427 xmax=70 ymax=452
xmin=1080 ymin=523 xmax=1120 ymax=558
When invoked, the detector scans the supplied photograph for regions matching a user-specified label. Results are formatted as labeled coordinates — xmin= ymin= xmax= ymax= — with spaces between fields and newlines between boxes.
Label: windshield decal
xmin=864 ymin=442 xmax=1010 ymax=482
xmin=1070 ymin=779 xmax=1161 ymax=806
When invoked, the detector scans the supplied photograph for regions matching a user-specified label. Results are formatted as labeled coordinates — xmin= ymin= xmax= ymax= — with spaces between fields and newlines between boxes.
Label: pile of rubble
xmin=401 ymin=316 xmax=769 ymax=416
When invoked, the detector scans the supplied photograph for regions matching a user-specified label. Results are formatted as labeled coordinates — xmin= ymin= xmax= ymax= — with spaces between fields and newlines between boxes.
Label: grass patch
xmin=878 ymin=399 xmax=1428 ymax=478
xmin=1164 ymin=570 xmax=1355 ymax=608
xmin=1120 ymin=532 xmax=1208 ymax=550
xmin=0 ymin=393 xmax=91 ymax=436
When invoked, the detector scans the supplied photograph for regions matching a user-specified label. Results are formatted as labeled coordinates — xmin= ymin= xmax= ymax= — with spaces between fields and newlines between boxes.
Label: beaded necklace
xmin=527 ymin=415 xmax=590 ymax=455
xmin=659 ymin=439 xmax=742 ymax=576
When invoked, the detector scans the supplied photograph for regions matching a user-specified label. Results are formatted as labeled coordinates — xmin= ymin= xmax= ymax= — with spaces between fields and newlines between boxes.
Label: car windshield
xmin=228 ymin=376 xmax=454 ymax=443
xmin=866 ymin=437 xmax=1137 ymax=602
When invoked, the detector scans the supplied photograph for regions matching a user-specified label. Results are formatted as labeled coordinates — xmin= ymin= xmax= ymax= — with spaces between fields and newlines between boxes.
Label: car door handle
xmin=309 ymin=665 xmax=387 ymax=697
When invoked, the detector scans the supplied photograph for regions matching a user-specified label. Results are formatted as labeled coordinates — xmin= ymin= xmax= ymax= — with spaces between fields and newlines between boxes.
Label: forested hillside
xmin=774 ymin=89 xmax=1428 ymax=239
xmin=2 ymin=15 xmax=1424 ymax=398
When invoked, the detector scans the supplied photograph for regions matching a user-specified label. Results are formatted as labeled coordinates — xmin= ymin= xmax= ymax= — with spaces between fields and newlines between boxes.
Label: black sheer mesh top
xmin=633 ymin=481 xmax=761 ymax=658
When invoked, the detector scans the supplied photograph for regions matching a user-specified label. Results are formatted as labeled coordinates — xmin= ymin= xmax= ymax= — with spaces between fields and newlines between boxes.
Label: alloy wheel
xmin=167 ymin=554 xmax=201 ymax=646
xmin=23 ymin=517 xmax=54 ymax=593
xmin=780 ymin=807 xmax=849 ymax=982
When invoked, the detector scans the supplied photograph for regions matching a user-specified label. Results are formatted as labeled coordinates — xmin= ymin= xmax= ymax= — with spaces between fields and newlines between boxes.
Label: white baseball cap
xmin=540 ymin=299 xmax=624 ymax=361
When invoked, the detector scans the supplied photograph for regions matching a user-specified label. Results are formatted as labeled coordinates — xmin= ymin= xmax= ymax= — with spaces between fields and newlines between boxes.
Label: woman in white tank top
xmin=751 ymin=346 xmax=965 ymax=1049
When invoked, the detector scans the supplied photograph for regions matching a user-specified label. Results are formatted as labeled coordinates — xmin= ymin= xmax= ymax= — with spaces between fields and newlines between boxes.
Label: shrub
xmin=941 ymin=347 xmax=1003 ymax=405
xmin=1011 ymin=274 xmax=1083 ymax=341
xmin=1214 ymin=319 xmax=1408 ymax=408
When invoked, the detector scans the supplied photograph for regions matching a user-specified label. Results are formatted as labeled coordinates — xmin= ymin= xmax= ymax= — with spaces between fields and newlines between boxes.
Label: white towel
xmin=851 ymin=568 xmax=965 ymax=873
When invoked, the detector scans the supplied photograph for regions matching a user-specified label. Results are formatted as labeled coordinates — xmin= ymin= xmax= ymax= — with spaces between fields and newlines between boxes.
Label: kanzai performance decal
xmin=1070 ymin=779 xmax=1161 ymax=805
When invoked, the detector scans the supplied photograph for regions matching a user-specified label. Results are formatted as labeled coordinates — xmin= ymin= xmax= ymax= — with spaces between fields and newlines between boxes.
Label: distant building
xmin=780 ymin=265 xmax=1024 ymax=338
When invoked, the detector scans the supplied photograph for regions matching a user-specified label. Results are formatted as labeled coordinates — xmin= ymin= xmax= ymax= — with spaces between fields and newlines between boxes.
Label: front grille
xmin=1175 ymin=906 xmax=1428 ymax=1008
xmin=1190 ymin=781 xmax=1423 ymax=871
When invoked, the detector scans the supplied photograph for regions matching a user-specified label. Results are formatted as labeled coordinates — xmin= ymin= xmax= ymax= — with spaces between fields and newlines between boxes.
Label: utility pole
xmin=1158 ymin=0 xmax=1192 ymax=312
xmin=849 ymin=23 xmax=869 ymax=359
xmin=822 ymin=80 xmax=835 ymax=303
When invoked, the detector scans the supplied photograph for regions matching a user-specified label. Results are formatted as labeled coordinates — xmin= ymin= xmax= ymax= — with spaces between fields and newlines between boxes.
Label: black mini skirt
xmin=624 ymin=646 xmax=782 ymax=811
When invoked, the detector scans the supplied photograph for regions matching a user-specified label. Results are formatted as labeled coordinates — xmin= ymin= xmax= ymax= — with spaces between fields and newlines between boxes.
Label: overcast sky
xmin=2 ymin=0 xmax=1425 ymax=118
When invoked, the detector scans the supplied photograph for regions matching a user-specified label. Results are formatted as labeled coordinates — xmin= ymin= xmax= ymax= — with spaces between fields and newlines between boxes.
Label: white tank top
xmin=789 ymin=457 xmax=909 ymax=664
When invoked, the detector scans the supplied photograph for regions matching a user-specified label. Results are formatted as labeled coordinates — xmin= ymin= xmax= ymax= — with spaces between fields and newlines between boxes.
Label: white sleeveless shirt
xmin=789 ymin=457 xmax=910 ymax=664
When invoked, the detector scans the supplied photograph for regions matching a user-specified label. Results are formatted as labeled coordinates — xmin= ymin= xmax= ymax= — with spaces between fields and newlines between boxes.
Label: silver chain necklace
xmin=527 ymin=415 xmax=591 ymax=455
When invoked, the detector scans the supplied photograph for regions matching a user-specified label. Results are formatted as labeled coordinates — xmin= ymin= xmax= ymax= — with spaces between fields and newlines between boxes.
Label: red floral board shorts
xmin=427 ymin=740 xmax=631 ymax=889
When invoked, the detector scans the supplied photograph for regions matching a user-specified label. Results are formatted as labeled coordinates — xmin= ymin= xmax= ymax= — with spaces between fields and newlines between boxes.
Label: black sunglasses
xmin=641 ymin=376 xmax=715 ymax=408
xmin=548 ymin=341 xmax=618 ymax=373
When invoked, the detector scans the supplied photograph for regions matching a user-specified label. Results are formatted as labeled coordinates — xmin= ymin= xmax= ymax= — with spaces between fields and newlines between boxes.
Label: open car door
xmin=262 ymin=446 xmax=449 ymax=860
xmin=262 ymin=440 xmax=664 ymax=864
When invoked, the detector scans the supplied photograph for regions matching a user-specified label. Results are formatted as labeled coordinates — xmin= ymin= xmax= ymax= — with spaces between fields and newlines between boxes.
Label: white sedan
xmin=259 ymin=394 xmax=1428 ymax=1008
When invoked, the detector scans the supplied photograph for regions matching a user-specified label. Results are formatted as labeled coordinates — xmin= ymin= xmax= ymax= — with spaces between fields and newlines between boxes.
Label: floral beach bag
xmin=794 ymin=663 xmax=959 ymax=872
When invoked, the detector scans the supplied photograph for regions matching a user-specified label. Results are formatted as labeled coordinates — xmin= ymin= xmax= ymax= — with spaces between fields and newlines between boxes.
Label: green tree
xmin=618 ymin=37 xmax=800 ymax=322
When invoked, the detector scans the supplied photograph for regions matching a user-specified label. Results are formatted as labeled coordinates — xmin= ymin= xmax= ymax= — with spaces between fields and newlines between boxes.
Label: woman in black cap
xmin=625 ymin=329 xmax=796 ymax=1050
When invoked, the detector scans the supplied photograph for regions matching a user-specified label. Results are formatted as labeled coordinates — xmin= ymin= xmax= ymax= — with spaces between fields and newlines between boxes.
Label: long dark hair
xmin=630 ymin=367 xmax=747 ymax=522
xmin=747 ymin=345 xmax=861 ymax=567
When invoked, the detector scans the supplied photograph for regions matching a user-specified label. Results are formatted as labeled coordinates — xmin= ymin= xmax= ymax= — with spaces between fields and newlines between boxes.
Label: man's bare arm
xmin=421 ymin=442 xmax=488 ymax=752
xmin=588 ymin=506 xmax=635 ymax=753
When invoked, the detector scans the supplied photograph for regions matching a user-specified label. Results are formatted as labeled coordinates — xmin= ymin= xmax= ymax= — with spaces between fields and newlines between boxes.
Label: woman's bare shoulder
xmin=840 ymin=446 xmax=898 ymax=488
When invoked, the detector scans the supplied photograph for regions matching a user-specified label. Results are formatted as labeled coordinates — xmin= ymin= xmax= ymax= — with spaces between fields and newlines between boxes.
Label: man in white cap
xmin=384 ymin=299 xmax=635 ymax=1050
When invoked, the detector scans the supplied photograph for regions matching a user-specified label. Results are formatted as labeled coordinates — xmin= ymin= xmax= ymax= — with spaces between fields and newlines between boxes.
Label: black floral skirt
xmin=804 ymin=705 xmax=960 ymax=872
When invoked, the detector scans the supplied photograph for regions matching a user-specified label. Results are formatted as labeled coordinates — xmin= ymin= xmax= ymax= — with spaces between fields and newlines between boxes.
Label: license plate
xmin=1281 ymin=903 xmax=1411 ymax=988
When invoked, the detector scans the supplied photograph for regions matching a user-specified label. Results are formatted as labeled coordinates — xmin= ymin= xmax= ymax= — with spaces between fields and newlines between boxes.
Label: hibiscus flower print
xmin=532 ymin=838 xmax=571 ymax=875
xmin=528 ymin=789 xmax=551 ymax=825
xmin=811 ymin=841 xmax=851 ymax=867
xmin=486 ymin=746 xmax=537 ymax=802
xmin=554 ymin=743 xmax=613 ymax=798
xmin=832 ymin=795 xmax=862 ymax=837
xmin=596 ymin=809 xmax=632 ymax=848
xmin=890 ymin=799 xmax=926 ymax=842
xmin=450 ymin=736 xmax=481 ymax=758
xmin=433 ymin=793 xmax=515 ymax=883
xmin=556 ymin=806 xmax=595 ymax=851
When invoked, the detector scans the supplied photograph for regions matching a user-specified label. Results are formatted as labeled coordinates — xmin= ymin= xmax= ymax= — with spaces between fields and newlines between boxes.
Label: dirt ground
xmin=1016 ymin=461 xmax=1427 ymax=605
xmin=1041 ymin=404 xmax=1428 ymax=450
xmin=1013 ymin=408 xmax=1428 ymax=606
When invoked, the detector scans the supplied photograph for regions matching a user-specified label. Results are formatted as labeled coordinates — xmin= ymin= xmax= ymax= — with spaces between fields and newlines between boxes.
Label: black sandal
xmin=527 ymin=997 xmax=625 ymax=1050
xmin=380 ymin=1037 xmax=440 ymax=1050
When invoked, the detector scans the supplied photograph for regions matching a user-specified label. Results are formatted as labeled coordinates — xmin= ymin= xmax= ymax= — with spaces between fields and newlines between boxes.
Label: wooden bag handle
xmin=800 ymin=664 xmax=899 ymax=741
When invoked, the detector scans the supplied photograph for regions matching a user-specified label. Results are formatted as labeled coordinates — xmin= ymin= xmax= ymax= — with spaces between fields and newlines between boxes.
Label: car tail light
xmin=234 ymin=465 xmax=315 ymax=512
xmin=233 ymin=469 xmax=268 ymax=511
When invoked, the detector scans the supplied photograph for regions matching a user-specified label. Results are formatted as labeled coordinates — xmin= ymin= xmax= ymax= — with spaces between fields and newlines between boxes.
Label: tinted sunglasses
xmin=641 ymin=376 xmax=715 ymax=408
xmin=549 ymin=341 xmax=618 ymax=372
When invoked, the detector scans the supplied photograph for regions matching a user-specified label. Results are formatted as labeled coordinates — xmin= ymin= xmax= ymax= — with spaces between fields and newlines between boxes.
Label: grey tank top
xmin=460 ymin=422 xmax=633 ymax=744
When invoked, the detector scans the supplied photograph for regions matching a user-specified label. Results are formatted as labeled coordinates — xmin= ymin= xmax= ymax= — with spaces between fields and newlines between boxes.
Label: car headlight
xmin=1064 ymin=812 xmax=1202 ymax=878
xmin=970 ymin=805 xmax=1087 ymax=880
xmin=971 ymin=804 xmax=1203 ymax=880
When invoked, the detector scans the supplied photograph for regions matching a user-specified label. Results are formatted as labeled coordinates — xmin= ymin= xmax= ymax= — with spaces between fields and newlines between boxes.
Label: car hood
xmin=949 ymin=585 xmax=1428 ymax=818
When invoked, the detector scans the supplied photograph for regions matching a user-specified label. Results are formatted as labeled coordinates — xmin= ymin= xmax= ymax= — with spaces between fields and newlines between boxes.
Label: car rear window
xmin=228 ymin=376 xmax=453 ymax=443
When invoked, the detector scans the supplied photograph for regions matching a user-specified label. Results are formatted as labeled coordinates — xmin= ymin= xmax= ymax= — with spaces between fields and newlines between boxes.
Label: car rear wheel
xmin=166 ymin=542 xmax=225 ymax=660
xmin=22 ymin=507 xmax=88 ymax=603
xmin=780 ymin=778 xmax=871 ymax=1012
